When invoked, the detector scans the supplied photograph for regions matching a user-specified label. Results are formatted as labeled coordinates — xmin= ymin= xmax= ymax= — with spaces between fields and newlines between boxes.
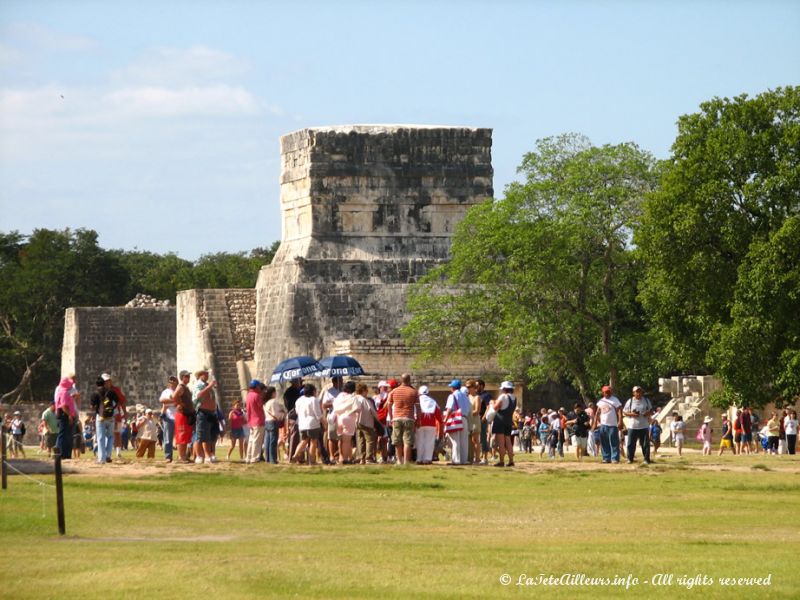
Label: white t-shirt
xmin=784 ymin=417 xmax=798 ymax=436
xmin=549 ymin=412 xmax=561 ymax=430
xmin=597 ymin=396 xmax=621 ymax=427
xmin=160 ymin=387 xmax=176 ymax=419
xmin=295 ymin=395 xmax=322 ymax=431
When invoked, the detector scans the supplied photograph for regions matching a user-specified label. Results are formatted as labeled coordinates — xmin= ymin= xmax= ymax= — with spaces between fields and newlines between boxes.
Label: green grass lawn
xmin=1 ymin=451 xmax=798 ymax=599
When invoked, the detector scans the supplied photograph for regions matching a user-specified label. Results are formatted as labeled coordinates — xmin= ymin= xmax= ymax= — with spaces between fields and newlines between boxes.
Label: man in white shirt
xmin=622 ymin=386 xmax=653 ymax=464
xmin=159 ymin=375 xmax=179 ymax=462
xmin=591 ymin=385 xmax=622 ymax=464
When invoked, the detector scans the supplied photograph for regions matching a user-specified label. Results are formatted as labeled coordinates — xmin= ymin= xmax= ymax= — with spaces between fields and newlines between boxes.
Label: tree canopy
xmin=637 ymin=86 xmax=800 ymax=406
xmin=403 ymin=134 xmax=658 ymax=400
xmin=0 ymin=231 xmax=278 ymax=403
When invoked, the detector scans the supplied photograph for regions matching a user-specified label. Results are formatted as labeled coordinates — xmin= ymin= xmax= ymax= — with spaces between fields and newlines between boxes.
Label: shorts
xmin=720 ymin=439 xmax=733 ymax=449
xmin=196 ymin=409 xmax=217 ymax=443
xmin=491 ymin=418 xmax=512 ymax=437
xmin=229 ymin=427 xmax=245 ymax=440
xmin=392 ymin=418 xmax=415 ymax=448
xmin=571 ymin=435 xmax=588 ymax=449
xmin=743 ymin=432 xmax=753 ymax=443
xmin=175 ymin=411 xmax=193 ymax=445
xmin=301 ymin=428 xmax=321 ymax=441
xmin=45 ymin=432 xmax=57 ymax=449
xmin=327 ymin=418 xmax=339 ymax=442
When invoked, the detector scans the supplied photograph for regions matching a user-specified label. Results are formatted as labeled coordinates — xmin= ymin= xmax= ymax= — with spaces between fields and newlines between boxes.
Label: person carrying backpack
xmin=90 ymin=376 xmax=119 ymax=464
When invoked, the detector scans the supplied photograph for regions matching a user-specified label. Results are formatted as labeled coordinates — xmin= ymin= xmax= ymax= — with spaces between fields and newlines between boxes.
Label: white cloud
xmin=111 ymin=45 xmax=249 ymax=86
xmin=3 ymin=22 xmax=97 ymax=51
xmin=103 ymin=85 xmax=260 ymax=118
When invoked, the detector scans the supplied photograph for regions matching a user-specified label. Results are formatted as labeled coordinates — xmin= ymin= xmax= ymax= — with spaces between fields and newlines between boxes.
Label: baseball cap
xmin=378 ymin=380 xmax=389 ymax=389
xmin=632 ymin=385 xmax=643 ymax=392
xmin=449 ymin=379 xmax=461 ymax=389
xmin=500 ymin=380 xmax=514 ymax=390
xmin=101 ymin=373 xmax=112 ymax=381
xmin=249 ymin=379 xmax=262 ymax=389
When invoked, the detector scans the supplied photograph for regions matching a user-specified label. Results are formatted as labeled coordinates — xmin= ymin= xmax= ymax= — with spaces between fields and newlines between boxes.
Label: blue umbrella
xmin=314 ymin=355 xmax=365 ymax=378
xmin=270 ymin=355 xmax=324 ymax=384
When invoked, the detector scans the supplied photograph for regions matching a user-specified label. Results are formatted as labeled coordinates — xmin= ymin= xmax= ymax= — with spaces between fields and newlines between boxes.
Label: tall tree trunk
xmin=1 ymin=354 xmax=45 ymax=404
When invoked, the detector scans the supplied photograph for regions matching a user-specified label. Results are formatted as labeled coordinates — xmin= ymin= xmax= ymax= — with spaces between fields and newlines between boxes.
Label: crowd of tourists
xmin=3 ymin=373 xmax=798 ymax=465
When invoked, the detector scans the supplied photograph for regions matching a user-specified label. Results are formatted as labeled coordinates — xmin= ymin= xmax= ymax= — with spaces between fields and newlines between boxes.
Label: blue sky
xmin=1 ymin=0 xmax=798 ymax=259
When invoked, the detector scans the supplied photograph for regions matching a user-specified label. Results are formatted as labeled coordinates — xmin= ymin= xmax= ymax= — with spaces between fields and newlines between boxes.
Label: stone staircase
xmin=655 ymin=375 xmax=722 ymax=444
xmin=198 ymin=290 xmax=255 ymax=410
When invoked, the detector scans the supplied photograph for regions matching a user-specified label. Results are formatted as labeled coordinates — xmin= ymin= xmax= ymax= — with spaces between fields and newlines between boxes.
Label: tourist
xmin=546 ymin=409 xmax=561 ymax=458
xmin=741 ymin=406 xmax=754 ymax=454
xmin=623 ymin=386 xmax=653 ymax=464
xmin=192 ymin=368 xmax=219 ymax=464
xmin=40 ymin=401 xmax=58 ymax=458
xmin=778 ymin=409 xmax=788 ymax=455
xmin=159 ymin=375 xmax=178 ymax=463
xmin=766 ymin=413 xmax=780 ymax=455
xmin=698 ymin=416 xmax=713 ymax=455
xmin=671 ymin=415 xmax=686 ymax=456
xmin=333 ymin=381 xmax=360 ymax=464
xmin=100 ymin=373 xmax=127 ymax=459
xmin=90 ymin=376 xmax=119 ymax=464
xmin=650 ymin=418 xmax=663 ymax=455
xmin=227 ymin=399 xmax=246 ymax=462
xmin=443 ymin=379 xmax=470 ymax=465
xmin=373 ymin=380 xmax=391 ymax=463
xmin=135 ymin=409 xmax=158 ymax=459
xmin=586 ymin=402 xmax=600 ymax=457
xmin=322 ymin=376 xmax=343 ymax=464
xmin=54 ymin=375 xmax=80 ymax=460
xmin=386 ymin=373 xmax=419 ymax=465
xmin=83 ymin=415 xmax=95 ymax=456
xmin=784 ymin=409 xmax=798 ymax=455
xmin=10 ymin=411 xmax=26 ymax=458
xmin=245 ymin=380 xmax=266 ymax=464
xmin=555 ymin=408 xmax=567 ymax=458
xmin=72 ymin=413 xmax=84 ymax=459
xmin=466 ymin=380 xmax=482 ymax=463
xmin=354 ymin=383 xmax=378 ymax=464
xmin=538 ymin=413 xmax=550 ymax=458
xmin=293 ymin=384 xmax=322 ymax=465
xmin=415 ymin=385 xmax=442 ymax=464
xmin=520 ymin=416 xmax=533 ymax=454
xmin=566 ymin=403 xmax=590 ymax=461
xmin=283 ymin=378 xmax=303 ymax=461
xmin=476 ymin=380 xmax=492 ymax=465
xmin=490 ymin=381 xmax=516 ymax=467
xmin=592 ymin=385 xmax=622 ymax=464
xmin=173 ymin=370 xmax=195 ymax=463
xmin=264 ymin=385 xmax=287 ymax=464
xmin=718 ymin=414 xmax=735 ymax=455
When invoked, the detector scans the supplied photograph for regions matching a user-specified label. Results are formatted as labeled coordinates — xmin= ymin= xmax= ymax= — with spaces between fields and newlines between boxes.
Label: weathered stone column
xmin=255 ymin=125 xmax=493 ymax=378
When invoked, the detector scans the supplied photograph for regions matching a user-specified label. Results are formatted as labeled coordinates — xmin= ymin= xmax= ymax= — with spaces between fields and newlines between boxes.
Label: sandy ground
xmin=5 ymin=443 xmax=800 ymax=478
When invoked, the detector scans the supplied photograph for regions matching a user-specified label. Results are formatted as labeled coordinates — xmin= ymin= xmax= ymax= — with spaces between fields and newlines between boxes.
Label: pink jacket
xmin=54 ymin=378 xmax=77 ymax=417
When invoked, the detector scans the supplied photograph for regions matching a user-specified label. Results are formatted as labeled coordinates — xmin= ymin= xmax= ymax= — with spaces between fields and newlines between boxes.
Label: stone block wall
xmin=256 ymin=125 xmax=493 ymax=378
xmin=177 ymin=289 xmax=256 ymax=408
xmin=61 ymin=307 xmax=176 ymax=409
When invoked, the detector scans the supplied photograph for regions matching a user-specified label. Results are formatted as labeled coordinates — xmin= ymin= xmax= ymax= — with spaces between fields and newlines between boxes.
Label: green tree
xmin=0 ymin=229 xmax=129 ymax=402
xmin=403 ymin=134 xmax=658 ymax=400
xmin=637 ymin=86 xmax=800 ymax=407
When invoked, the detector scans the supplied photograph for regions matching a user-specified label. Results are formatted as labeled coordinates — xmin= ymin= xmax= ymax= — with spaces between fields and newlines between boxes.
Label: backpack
xmin=102 ymin=393 xmax=115 ymax=418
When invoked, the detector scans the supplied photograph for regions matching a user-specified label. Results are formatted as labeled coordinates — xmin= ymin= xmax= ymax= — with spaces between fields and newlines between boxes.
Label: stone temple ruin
xmin=62 ymin=125 xmax=498 ymax=407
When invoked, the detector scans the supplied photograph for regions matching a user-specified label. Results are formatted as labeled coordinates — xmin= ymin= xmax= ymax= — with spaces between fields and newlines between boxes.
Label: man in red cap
xmin=591 ymin=385 xmax=622 ymax=463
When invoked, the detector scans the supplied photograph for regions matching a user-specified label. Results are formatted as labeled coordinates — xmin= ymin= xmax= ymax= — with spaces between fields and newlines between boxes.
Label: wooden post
xmin=54 ymin=448 xmax=65 ymax=535
xmin=1 ymin=428 xmax=7 ymax=490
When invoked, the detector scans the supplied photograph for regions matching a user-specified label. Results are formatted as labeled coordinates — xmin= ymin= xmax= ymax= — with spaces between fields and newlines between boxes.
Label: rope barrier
xmin=1 ymin=459 xmax=53 ymax=518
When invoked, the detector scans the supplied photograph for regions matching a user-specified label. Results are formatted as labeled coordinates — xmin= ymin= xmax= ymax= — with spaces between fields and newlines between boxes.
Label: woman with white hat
xmin=415 ymin=386 xmax=442 ymax=464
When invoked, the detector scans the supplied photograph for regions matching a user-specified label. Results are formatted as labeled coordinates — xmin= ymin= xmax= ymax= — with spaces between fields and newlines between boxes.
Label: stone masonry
xmin=255 ymin=125 xmax=494 ymax=379
xmin=61 ymin=306 xmax=176 ymax=408
xmin=176 ymin=289 xmax=256 ymax=406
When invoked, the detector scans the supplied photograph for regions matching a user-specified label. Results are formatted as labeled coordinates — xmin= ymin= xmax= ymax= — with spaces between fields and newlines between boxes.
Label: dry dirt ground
xmin=6 ymin=444 xmax=800 ymax=478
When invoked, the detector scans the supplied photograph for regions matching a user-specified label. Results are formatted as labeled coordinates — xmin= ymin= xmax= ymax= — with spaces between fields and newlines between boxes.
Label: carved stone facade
xmin=255 ymin=125 xmax=494 ymax=382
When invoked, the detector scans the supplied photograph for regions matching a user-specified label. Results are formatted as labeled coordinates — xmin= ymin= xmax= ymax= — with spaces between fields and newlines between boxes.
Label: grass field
xmin=1 ymin=450 xmax=798 ymax=599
